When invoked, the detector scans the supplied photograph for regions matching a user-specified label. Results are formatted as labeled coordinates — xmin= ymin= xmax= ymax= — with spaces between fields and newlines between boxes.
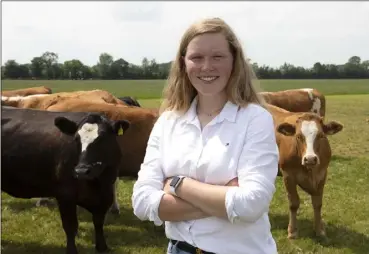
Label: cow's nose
xmin=75 ymin=165 xmax=90 ymax=175
xmin=303 ymin=155 xmax=318 ymax=166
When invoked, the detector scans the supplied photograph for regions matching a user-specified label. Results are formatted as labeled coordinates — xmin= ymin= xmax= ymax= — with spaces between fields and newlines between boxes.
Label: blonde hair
xmin=159 ymin=17 xmax=265 ymax=115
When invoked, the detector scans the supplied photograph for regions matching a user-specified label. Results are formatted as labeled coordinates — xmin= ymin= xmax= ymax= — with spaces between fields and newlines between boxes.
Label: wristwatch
xmin=169 ymin=176 xmax=185 ymax=196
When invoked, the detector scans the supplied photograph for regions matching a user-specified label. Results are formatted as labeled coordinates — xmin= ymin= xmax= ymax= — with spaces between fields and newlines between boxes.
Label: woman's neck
xmin=196 ymin=92 xmax=227 ymax=115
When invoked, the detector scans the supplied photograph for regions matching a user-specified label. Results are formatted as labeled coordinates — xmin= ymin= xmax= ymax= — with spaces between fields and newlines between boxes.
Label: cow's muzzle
xmin=302 ymin=155 xmax=320 ymax=169
xmin=74 ymin=162 xmax=103 ymax=179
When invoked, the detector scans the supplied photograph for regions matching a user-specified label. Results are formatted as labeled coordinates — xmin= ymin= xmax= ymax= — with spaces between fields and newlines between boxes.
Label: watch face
xmin=169 ymin=176 xmax=180 ymax=187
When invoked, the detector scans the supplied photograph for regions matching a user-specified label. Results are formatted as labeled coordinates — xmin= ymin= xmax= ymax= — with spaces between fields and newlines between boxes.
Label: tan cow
xmin=1 ymin=89 xmax=127 ymax=108
xmin=1 ymin=86 xmax=52 ymax=97
xmin=260 ymin=88 xmax=326 ymax=117
xmin=266 ymin=104 xmax=343 ymax=239
xmin=36 ymin=98 xmax=159 ymax=214
xmin=1 ymin=89 xmax=127 ymax=109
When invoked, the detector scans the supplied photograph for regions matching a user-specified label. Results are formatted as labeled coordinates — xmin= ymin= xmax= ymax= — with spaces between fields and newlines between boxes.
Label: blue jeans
xmin=166 ymin=240 xmax=192 ymax=254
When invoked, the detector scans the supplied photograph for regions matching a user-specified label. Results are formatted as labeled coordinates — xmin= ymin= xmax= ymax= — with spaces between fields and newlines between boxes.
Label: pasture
xmin=1 ymin=79 xmax=369 ymax=254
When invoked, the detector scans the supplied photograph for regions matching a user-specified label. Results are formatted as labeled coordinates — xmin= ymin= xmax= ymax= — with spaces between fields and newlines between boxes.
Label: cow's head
xmin=54 ymin=113 xmax=130 ymax=180
xmin=277 ymin=113 xmax=343 ymax=169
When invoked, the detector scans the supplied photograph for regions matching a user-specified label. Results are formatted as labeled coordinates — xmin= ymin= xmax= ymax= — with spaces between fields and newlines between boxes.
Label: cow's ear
xmin=277 ymin=122 xmax=296 ymax=136
xmin=113 ymin=120 xmax=130 ymax=136
xmin=323 ymin=121 xmax=343 ymax=135
xmin=54 ymin=116 xmax=78 ymax=136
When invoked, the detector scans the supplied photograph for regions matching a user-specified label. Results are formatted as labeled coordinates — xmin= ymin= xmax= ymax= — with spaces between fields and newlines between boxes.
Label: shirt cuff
xmin=149 ymin=190 xmax=166 ymax=226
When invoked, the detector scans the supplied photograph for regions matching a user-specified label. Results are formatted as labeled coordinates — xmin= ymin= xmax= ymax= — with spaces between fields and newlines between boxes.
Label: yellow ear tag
xmin=118 ymin=126 xmax=124 ymax=136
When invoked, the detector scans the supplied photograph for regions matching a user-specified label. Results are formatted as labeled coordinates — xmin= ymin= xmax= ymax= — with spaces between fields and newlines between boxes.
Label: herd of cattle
xmin=1 ymin=85 xmax=343 ymax=253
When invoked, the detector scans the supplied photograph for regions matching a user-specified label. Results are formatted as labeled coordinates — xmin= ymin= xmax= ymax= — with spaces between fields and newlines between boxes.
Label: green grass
xmin=2 ymin=79 xmax=369 ymax=99
xmin=1 ymin=81 xmax=369 ymax=254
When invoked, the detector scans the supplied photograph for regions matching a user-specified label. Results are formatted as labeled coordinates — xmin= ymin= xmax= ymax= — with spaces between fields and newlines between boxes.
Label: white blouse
xmin=132 ymin=98 xmax=279 ymax=254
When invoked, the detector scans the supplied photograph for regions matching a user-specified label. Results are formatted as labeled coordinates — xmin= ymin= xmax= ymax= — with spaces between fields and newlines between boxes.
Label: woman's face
xmin=184 ymin=32 xmax=234 ymax=97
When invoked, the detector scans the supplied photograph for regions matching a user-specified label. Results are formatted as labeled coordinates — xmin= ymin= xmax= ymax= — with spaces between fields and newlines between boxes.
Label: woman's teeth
xmin=198 ymin=76 xmax=218 ymax=81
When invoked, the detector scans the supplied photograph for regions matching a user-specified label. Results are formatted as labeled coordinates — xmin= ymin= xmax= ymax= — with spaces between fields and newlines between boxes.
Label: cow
xmin=35 ymin=98 xmax=159 ymax=214
xmin=1 ymin=89 xmax=126 ymax=109
xmin=266 ymin=104 xmax=343 ymax=239
xmin=1 ymin=106 xmax=130 ymax=254
xmin=118 ymin=96 xmax=141 ymax=107
xmin=260 ymin=88 xmax=326 ymax=118
xmin=1 ymin=86 xmax=52 ymax=97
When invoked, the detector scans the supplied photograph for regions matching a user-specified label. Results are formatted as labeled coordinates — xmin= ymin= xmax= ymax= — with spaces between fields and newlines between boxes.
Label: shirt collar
xmin=182 ymin=96 xmax=239 ymax=125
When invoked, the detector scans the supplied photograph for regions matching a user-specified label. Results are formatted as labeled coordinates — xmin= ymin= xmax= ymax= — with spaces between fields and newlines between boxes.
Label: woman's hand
xmin=226 ymin=177 xmax=239 ymax=186
xmin=163 ymin=176 xmax=238 ymax=192
xmin=163 ymin=177 xmax=173 ymax=193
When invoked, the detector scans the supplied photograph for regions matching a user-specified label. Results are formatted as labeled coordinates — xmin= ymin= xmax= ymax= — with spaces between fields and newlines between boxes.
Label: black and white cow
xmin=1 ymin=106 xmax=130 ymax=254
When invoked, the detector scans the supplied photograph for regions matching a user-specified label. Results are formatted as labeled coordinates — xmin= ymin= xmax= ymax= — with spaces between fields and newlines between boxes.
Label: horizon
xmin=2 ymin=2 xmax=369 ymax=68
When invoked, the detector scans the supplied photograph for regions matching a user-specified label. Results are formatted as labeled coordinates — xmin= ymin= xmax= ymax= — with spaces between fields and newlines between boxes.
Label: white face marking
xmin=1 ymin=95 xmax=23 ymax=102
xmin=311 ymin=98 xmax=321 ymax=116
xmin=26 ymin=94 xmax=48 ymax=98
xmin=301 ymin=120 xmax=318 ymax=159
xmin=1 ymin=94 xmax=48 ymax=102
xmin=301 ymin=88 xmax=314 ymax=100
xmin=77 ymin=123 xmax=99 ymax=152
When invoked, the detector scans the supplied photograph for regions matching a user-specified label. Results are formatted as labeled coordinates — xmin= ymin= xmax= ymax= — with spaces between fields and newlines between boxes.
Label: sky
xmin=2 ymin=1 xmax=369 ymax=68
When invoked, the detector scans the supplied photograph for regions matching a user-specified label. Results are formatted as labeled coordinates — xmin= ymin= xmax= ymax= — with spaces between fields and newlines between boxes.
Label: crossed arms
xmin=131 ymin=110 xmax=279 ymax=225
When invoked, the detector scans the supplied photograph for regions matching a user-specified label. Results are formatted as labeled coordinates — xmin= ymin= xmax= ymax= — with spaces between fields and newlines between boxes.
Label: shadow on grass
xmin=270 ymin=213 xmax=369 ymax=253
xmin=1 ymin=240 xmax=92 ymax=254
xmin=3 ymin=198 xmax=164 ymax=236
xmin=330 ymin=155 xmax=356 ymax=162
xmin=76 ymin=205 xmax=166 ymax=235
xmin=3 ymin=198 xmax=56 ymax=213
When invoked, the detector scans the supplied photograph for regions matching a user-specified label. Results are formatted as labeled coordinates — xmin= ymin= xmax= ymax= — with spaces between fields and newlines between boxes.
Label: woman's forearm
xmin=158 ymin=193 xmax=210 ymax=222
xmin=175 ymin=178 xmax=231 ymax=219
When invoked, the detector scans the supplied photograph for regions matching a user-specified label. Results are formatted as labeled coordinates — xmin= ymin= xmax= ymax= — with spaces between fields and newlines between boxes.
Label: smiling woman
xmin=132 ymin=17 xmax=279 ymax=254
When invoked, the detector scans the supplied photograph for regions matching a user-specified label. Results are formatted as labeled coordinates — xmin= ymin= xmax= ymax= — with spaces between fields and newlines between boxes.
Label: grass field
xmin=1 ymin=79 xmax=369 ymax=254
xmin=2 ymin=79 xmax=369 ymax=98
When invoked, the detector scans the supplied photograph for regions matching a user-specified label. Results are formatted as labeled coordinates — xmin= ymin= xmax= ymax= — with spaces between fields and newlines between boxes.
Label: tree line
xmin=2 ymin=52 xmax=369 ymax=80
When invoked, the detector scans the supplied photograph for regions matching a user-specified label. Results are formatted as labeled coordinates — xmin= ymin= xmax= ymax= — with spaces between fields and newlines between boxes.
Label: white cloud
xmin=2 ymin=1 xmax=369 ymax=68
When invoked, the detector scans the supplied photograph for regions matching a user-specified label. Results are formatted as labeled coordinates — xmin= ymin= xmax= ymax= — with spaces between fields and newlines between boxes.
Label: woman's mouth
xmin=198 ymin=76 xmax=219 ymax=82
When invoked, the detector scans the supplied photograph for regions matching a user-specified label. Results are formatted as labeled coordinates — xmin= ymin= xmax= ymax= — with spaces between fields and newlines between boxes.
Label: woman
xmin=132 ymin=17 xmax=279 ymax=254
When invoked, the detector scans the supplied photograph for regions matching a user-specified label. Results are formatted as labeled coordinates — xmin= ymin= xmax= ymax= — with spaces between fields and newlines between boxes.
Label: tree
xmin=97 ymin=53 xmax=114 ymax=79
xmin=4 ymin=60 xmax=21 ymax=79
xmin=30 ymin=57 xmax=45 ymax=78
xmin=41 ymin=51 xmax=59 ymax=79
xmin=63 ymin=60 xmax=84 ymax=79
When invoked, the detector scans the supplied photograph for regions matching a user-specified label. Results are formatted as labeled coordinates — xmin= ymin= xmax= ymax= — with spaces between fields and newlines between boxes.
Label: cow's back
xmin=1 ymin=107 xmax=85 ymax=198
xmin=260 ymin=89 xmax=326 ymax=117
xmin=1 ymin=86 xmax=52 ymax=97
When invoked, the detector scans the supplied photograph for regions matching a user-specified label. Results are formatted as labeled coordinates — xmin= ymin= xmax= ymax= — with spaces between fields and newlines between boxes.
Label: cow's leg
xmin=57 ymin=200 xmax=79 ymax=254
xmin=311 ymin=194 xmax=326 ymax=237
xmin=109 ymin=180 xmax=120 ymax=215
xmin=92 ymin=211 xmax=110 ymax=253
xmin=283 ymin=176 xmax=300 ymax=239
xmin=311 ymin=177 xmax=327 ymax=237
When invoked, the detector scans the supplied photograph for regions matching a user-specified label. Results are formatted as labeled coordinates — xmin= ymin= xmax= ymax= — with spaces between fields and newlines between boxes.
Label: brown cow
xmin=266 ymin=104 xmax=343 ymax=239
xmin=1 ymin=89 xmax=126 ymax=109
xmin=37 ymin=98 xmax=159 ymax=214
xmin=1 ymin=86 xmax=52 ymax=97
xmin=260 ymin=88 xmax=326 ymax=117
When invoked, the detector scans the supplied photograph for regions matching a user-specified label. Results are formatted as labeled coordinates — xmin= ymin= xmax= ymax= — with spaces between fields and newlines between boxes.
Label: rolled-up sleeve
xmin=131 ymin=112 xmax=167 ymax=226
xmin=225 ymin=109 xmax=279 ymax=223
